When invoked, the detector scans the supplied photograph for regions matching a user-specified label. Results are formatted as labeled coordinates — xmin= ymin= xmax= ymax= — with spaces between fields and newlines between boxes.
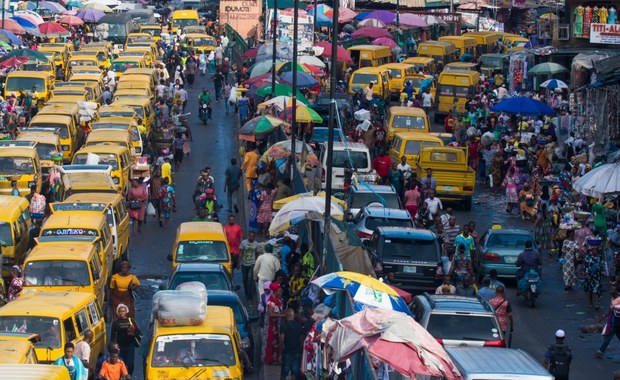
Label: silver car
xmin=352 ymin=206 xmax=413 ymax=240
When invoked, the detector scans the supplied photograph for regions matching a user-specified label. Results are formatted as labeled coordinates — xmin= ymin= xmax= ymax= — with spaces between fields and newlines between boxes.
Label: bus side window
xmin=63 ymin=318 xmax=77 ymax=343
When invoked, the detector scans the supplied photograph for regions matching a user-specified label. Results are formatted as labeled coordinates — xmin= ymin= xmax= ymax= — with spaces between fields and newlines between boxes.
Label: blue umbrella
xmin=315 ymin=13 xmax=332 ymax=27
xmin=279 ymin=71 xmax=318 ymax=88
xmin=0 ymin=30 xmax=20 ymax=45
xmin=540 ymin=79 xmax=569 ymax=90
xmin=490 ymin=96 xmax=556 ymax=116
xmin=354 ymin=11 xmax=369 ymax=21
xmin=10 ymin=16 xmax=36 ymax=29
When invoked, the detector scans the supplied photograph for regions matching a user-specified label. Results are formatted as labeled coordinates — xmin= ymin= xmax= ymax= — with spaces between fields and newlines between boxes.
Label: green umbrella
xmin=250 ymin=60 xmax=282 ymax=78
xmin=0 ymin=48 xmax=48 ymax=62
xmin=286 ymin=104 xmax=323 ymax=123
xmin=255 ymin=84 xmax=309 ymax=104
xmin=527 ymin=62 xmax=568 ymax=76
xmin=0 ymin=41 xmax=12 ymax=51
xmin=276 ymin=61 xmax=307 ymax=74
xmin=239 ymin=115 xmax=288 ymax=140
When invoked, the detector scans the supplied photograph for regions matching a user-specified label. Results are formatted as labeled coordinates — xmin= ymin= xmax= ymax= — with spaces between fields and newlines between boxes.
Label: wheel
xmin=463 ymin=197 xmax=472 ymax=211
xmin=528 ymin=293 xmax=536 ymax=308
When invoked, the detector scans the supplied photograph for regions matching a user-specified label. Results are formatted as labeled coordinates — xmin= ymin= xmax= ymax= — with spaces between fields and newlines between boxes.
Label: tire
xmin=463 ymin=197 xmax=472 ymax=211
xmin=528 ymin=293 xmax=536 ymax=308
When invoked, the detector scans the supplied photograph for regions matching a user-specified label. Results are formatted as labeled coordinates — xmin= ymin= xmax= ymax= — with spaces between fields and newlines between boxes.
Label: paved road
xmin=122 ymin=80 xmax=618 ymax=380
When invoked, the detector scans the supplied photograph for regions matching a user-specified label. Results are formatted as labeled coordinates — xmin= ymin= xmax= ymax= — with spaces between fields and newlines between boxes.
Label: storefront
xmin=571 ymin=2 xmax=618 ymax=39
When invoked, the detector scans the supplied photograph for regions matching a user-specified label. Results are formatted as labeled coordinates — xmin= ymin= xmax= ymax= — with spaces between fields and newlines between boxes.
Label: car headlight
xmin=112 ymin=177 xmax=120 ymax=184
xmin=241 ymin=336 xmax=251 ymax=350
xmin=62 ymin=145 xmax=69 ymax=151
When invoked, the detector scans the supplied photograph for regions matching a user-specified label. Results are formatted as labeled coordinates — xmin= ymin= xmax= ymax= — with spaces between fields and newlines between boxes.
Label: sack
xmin=153 ymin=290 xmax=206 ymax=326
xmin=146 ymin=202 xmax=156 ymax=217
xmin=128 ymin=200 xmax=141 ymax=210
xmin=175 ymin=281 xmax=208 ymax=301
xmin=549 ymin=344 xmax=571 ymax=379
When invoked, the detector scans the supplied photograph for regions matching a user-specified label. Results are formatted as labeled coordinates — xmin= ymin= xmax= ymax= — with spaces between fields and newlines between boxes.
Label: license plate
xmin=443 ymin=186 xmax=454 ymax=191
xmin=504 ymin=256 xmax=517 ymax=263
xmin=403 ymin=266 xmax=417 ymax=273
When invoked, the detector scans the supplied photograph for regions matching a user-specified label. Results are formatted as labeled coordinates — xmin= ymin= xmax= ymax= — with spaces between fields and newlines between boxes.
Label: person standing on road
xmin=127 ymin=179 xmax=148 ymax=235
xmin=544 ymin=330 xmax=572 ymax=380
xmin=241 ymin=145 xmax=259 ymax=192
xmin=224 ymin=215 xmax=243 ymax=270
xmin=111 ymin=304 xmax=140 ymax=377
xmin=279 ymin=308 xmax=304 ymax=380
xmin=110 ymin=261 xmax=140 ymax=320
xmin=254 ymin=243 xmax=281 ymax=296
xmin=561 ymin=229 xmax=578 ymax=291
xmin=488 ymin=286 xmax=513 ymax=338
xmin=424 ymin=190 xmax=443 ymax=221
xmin=372 ymin=149 xmax=392 ymax=185
xmin=212 ymin=70 xmax=225 ymax=102
xmin=74 ymin=330 xmax=93 ymax=378
xmin=421 ymin=87 xmax=433 ymax=117
xmin=420 ymin=168 xmax=437 ymax=198
xmin=224 ymin=158 xmax=242 ymax=213
xmin=258 ymin=183 xmax=277 ymax=238
xmin=53 ymin=342 xmax=87 ymax=380
xmin=240 ymin=232 xmax=259 ymax=299
xmin=595 ymin=284 xmax=620 ymax=359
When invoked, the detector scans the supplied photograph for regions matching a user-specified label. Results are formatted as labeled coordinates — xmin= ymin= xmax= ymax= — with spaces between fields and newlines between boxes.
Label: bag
xmin=146 ymin=202 xmax=156 ymax=217
xmin=128 ymin=318 xmax=142 ymax=348
xmin=128 ymin=200 xmax=141 ymax=210
xmin=549 ymin=344 xmax=571 ymax=379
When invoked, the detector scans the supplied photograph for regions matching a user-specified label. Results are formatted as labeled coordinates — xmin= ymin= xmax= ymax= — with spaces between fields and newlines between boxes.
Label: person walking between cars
xmin=53 ymin=342 xmax=87 ymax=380
xmin=110 ymin=262 xmax=141 ymax=320
xmin=127 ymin=179 xmax=148 ymax=236
xmin=111 ymin=304 xmax=141 ymax=377
xmin=544 ymin=329 xmax=572 ymax=380
xmin=488 ymin=286 xmax=513 ymax=339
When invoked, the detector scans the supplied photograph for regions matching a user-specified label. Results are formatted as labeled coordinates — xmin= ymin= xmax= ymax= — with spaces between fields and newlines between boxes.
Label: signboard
xmin=219 ymin=0 xmax=262 ymax=40
xmin=266 ymin=9 xmax=315 ymax=51
xmin=590 ymin=23 xmax=620 ymax=45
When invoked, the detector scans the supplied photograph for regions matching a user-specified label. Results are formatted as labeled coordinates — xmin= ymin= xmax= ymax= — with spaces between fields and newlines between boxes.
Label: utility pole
xmin=271 ymin=0 xmax=278 ymax=97
xmin=290 ymin=0 xmax=298 ymax=176
xmin=322 ymin=0 xmax=338 ymax=272
xmin=312 ymin=0 xmax=317 ymax=44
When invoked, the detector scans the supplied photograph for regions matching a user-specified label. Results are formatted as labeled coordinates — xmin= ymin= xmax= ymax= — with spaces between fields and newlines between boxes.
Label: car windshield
xmin=175 ymin=241 xmax=228 ymax=263
xmin=331 ymin=151 xmax=368 ymax=169
xmin=426 ymin=314 xmax=499 ymax=342
xmin=169 ymin=271 xmax=230 ymax=291
xmin=0 ymin=222 xmax=13 ymax=246
xmin=173 ymin=18 xmax=198 ymax=28
xmin=6 ymin=77 xmax=44 ymax=93
xmin=193 ymin=38 xmax=216 ymax=47
xmin=480 ymin=57 xmax=503 ymax=67
xmin=0 ymin=316 xmax=61 ymax=348
xmin=27 ymin=123 xmax=69 ymax=139
xmin=35 ymin=143 xmax=58 ymax=160
xmin=0 ymin=156 xmax=35 ymax=175
xmin=388 ymin=69 xmax=402 ymax=78
xmin=486 ymin=233 xmax=534 ymax=249
xmin=98 ymin=111 xmax=135 ymax=118
xmin=24 ymin=260 xmax=90 ymax=286
xmin=352 ymin=73 xmax=378 ymax=84
xmin=351 ymin=192 xmax=400 ymax=210
xmin=151 ymin=334 xmax=235 ymax=368
xmin=365 ymin=216 xmax=413 ymax=231
xmin=404 ymin=140 xmax=441 ymax=155
xmin=391 ymin=115 xmax=426 ymax=130
xmin=381 ymin=237 xmax=438 ymax=262
xmin=111 ymin=61 xmax=138 ymax=73
xmin=73 ymin=153 xmax=119 ymax=170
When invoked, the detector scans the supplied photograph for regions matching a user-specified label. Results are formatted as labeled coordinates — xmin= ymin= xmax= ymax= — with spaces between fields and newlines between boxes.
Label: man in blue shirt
xmin=477 ymin=277 xmax=495 ymax=301
xmin=454 ymin=225 xmax=476 ymax=258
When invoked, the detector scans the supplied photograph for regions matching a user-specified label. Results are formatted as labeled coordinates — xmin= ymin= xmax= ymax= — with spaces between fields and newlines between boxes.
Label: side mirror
xmin=166 ymin=254 xmax=172 ymax=261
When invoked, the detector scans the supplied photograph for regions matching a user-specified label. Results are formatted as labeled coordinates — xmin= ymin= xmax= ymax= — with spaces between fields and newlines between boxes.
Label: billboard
xmin=219 ymin=0 xmax=262 ymax=39
xmin=590 ymin=23 xmax=620 ymax=45
xmin=266 ymin=9 xmax=315 ymax=51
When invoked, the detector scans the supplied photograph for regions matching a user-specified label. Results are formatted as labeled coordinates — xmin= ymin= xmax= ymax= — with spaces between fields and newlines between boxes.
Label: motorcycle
xmin=199 ymin=103 xmax=209 ymax=125
xmin=519 ymin=269 xmax=541 ymax=308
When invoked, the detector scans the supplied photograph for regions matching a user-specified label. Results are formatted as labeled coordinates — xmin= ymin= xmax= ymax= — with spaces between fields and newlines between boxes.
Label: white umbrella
xmin=540 ymin=79 xmax=569 ymax=90
xmin=573 ymin=163 xmax=620 ymax=198
xmin=357 ymin=18 xmax=386 ymax=28
xmin=297 ymin=55 xmax=326 ymax=68
xmin=257 ymin=95 xmax=292 ymax=111
xmin=269 ymin=196 xmax=344 ymax=235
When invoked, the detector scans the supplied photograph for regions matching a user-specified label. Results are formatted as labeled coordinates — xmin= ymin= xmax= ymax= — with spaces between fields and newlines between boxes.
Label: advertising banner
xmin=266 ymin=9 xmax=315 ymax=51
xmin=219 ymin=0 xmax=262 ymax=39
xmin=590 ymin=23 xmax=620 ymax=45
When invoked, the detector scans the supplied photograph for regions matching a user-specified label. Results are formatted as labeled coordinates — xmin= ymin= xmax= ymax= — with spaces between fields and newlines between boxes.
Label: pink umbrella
xmin=338 ymin=8 xmax=357 ymax=23
xmin=0 ymin=19 xmax=25 ymax=35
xmin=58 ymin=15 xmax=83 ymax=26
xmin=38 ymin=21 xmax=70 ymax=38
xmin=245 ymin=72 xmax=272 ymax=86
xmin=398 ymin=13 xmax=428 ymax=28
xmin=372 ymin=37 xmax=397 ymax=49
xmin=314 ymin=41 xmax=353 ymax=64
xmin=351 ymin=26 xmax=392 ymax=39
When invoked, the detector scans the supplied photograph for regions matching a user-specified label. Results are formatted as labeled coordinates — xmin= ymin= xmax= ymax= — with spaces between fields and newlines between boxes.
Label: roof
xmin=427 ymin=295 xmax=492 ymax=313
xmin=351 ymin=184 xmax=395 ymax=193
xmin=0 ymin=291 xmax=94 ymax=316
xmin=348 ymin=45 xmax=389 ymax=51
xmin=403 ymin=57 xmax=435 ymax=63
xmin=0 ymin=196 xmax=28 ymax=221
xmin=17 ymin=133 xmax=60 ymax=146
xmin=0 ymin=146 xmax=37 ymax=157
xmin=0 ymin=364 xmax=69 ymax=378
xmin=177 ymin=221 xmax=225 ymax=235
xmin=6 ymin=71 xmax=50 ymax=79
xmin=36 ymin=236 xmax=99 ymax=245
xmin=379 ymin=63 xmax=415 ymax=69
xmin=41 ymin=212 xmax=106 ymax=230
xmin=363 ymin=207 xmax=411 ymax=219
xmin=87 ymin=129 xmax=130 ymax=140
xmin=446 ymin=347 xmax=551 ymax=376
xmin=26 ymin=243 xmax=96 ymax=261
xmin=60 ymin=172 xmax=116 ymax=190
xmin=0 ymin=340 xmax=35 ymax=364
xmin=352 ymin=67 xmax=389 ymax=74
xmin=30 ymin=115 xmax=73 ymax=124
xmin=389 ymin=106 xmax=427 ymax=116
xmin=74 ymin=144 xmax=129 ymax=155
xmin=328 ymin=141 xmax=368 ymax=150
xmin=63 ymin=193 xmax=122 ymax=205
xmin=439 ymin=35 xmax=477 ymax=42
xmin=112 ymin=97 xmax=151 ymax=106
xmin=375 ymin=226 xmax=436 ymax=240
xmin=123 ymin=68 xmax=157 ymax=75
xmin=394 ymin=131 xmax=443 ymax=142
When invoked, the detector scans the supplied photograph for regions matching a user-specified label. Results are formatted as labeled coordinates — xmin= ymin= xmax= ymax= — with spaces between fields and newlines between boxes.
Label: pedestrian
xmin=158 ymin=177 xmax=176 ymax=228
xmin=98 ymin=348 xmax=129 ymax=380
xmin=10 ymin=180 xmax=20 ymax=196
xmin=420 ymin=168 xmax=437 ymax=196
xmin=449 ymin=244 xmax=474 ymax=283
xmin=238 ymin=92 xmax=249 ymax=124
xmin=371 ymin=149 xmax=392 ymax=184
xmin=454 ymin=225 xmax=476 ymax=259
xmin=477 ymin=277 xmax=495 ymax=301
xmin=224 ymin=158 xmax=242 ymax=213
xmin=288 ymin=263 xmax=307 ymax=310
xmin=109 ymin=261 xmax=141 ymax=320
xmin=110 ymin=303 xmax=141 ymax=377
xmin=212 ymin=70 xmax=225 ymax=102
xmin=241 ymin=145 xmax=259 ymax=192
xmin=185 ymin=58 xmax=197 ymax=88
xmin=561 ymin=229 xmax=578 ymax=291
xmin=94 ymin=342 xmax=122 ymax=376
xmin=7 ymin=265 xmax=23 ymax=301
xmin=224 ymin=215 xmax=243 ymax=270
xmin=172 ymin=133 xmax=186 ymax=171
xmin=53 ymin=342 xmax=87 ymax=380
xmin=127 ymin=179 xmax=148 ymax=235
xmin=456 ymin=275 xmax=476 ymax=296
xmin=248 ymin=180 xmax=261 ymax=232
xmin=533 ymin=203 xmax=555 ymax=255
xmin=280 ymin=308 xmax=304 ymax=380
xmin=160 ymin=157 xmax=173 ymax=184
xmin=258 ymin=183 xmax=276 ymax=238
xmin=435 ymin=276 xmax=456 ymax=295
xmin=421 ymin=87 xmax=433 ymax=116
xmin=488 ymin=269 xmax=505 ymax=289
xmin=544 ymin=330 xmax=572 ymax=380
xmin=253 ymin=243 xmax=281 ymax=296
xmin=488 ymin=286 xmax=513 ymax=338
xmin=263 ymin=282 xmax=284 ymax=365
xmin=502 ymin=167 xmax=519 ymax=214
xmin=301 ymin=243 xmax=315 ymax=279
xmin=75 ymin=329 xmax=93 ymax=378
xmin=424 ymin=190 xmax=443 ymax=220
xmin=595 ymin=284 xmax=620 ymax=359
xmin=388 ymin=162 xmax=404 ymax=198
xmin=583 ymin=244 xmax=603 ymax=310
xmin=239 ymin=231 xmax=259 ymax=299
xmin=404 ymin=182 xmax=420 ymax=219
xmin=222 ymin=82 xmax=232 ymax=113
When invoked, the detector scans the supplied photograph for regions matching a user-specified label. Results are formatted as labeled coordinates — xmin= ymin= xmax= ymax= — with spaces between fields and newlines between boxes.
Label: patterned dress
xmin=158 ymin=184 xmax=176 ymax=220
xmin=583 ymin=252 xmax=603 ymax=296
xmin=503 ymin=174 xmax=519 ymax=204
xmin=263 ymin=296 xmax=283 ymax=364
xmin=561 ymin=239 xmax=578 ymax=287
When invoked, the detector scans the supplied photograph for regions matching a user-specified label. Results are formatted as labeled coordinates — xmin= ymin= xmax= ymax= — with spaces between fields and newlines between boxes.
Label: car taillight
xmin=483 ymin=252 xmax=501 ymax=262
xmin=356 ymin=230 xmax=372 ymax=239
xmin=464 ymin=186 xmax=473 ymax=191
xmin=484 ymin=340 xmax=506 ymax=347
xmin=435 ymin=338 xmax=443 ymax=345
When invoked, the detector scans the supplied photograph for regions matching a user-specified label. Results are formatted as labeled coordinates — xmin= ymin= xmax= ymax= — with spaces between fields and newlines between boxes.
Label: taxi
xmin=48 ymin=94 xmax=88 ymax=105
xmin=67 ymin=55 xmax=99 ymax=68
xmin=389 ymin=131 xmax=443 ymax=166
xmin=122 ymin=68 xmax=158 ymax=89
xmin=91 ymin=117 xmax=143 ymax=155
xmin=113 ymin=88 xmax=153 ymax=103
xmin=0 ymin=195 xmax=32 ymax=274
xmin=21 ymin=58 xmax=58 ymax=81
xmin=72 ymin=145 xmax=132 ymax=194
xmin=124 ymin=44 xmax=157 ymax=67
xmin=40 ymin=51 xmax=66 ymax=79
xmin=56 ymin=165 xmax=118 ymax=200
xmin=39 ymin=44 xmax=70 ymax=76
xmin=186 ymin=33 xmax=217 ymax=53
xmin=84 ymin=129 xmax=135 ymax=157
xmin=171 ymin=9 xmax=199 ymax=33
xmin=0 ymin=291 xmax=106 ymax=364
xmin=68 ymin=71 xmax=104 ymax=87
xmin=4 ymin=71 xmax=54 ymax=105
xmin=378 ymin=62 xmax=416 ymax=98
xmin=402 ymin=57 xmax=437 ymax=74
xmin=112 ymin=97 xmax=155 ymax=133
xmin=348 ymin=67 xmax=391 ymax=100
xmin=168 ymin=222 xmax=233 ymax=276
xmin=0 ymin=333 xmax=40 ymax=364
xmin=0 ymin=144 xmax=41 ymax=195
xmin=404 ymin=74 xmax=436 ymax=99
xmin=70 ymin=49 xmax=111 ymax=69
xmin=97 ymin=106 xmax=137 ymax=120
xmin=110 ymin=56 xmax=147 ymax=77
xmin=15 ymin=132 xmax=63 ymax=176
xmin=27 ymin=114 xmax=80 ymax=162
xmin=125 ymin=32 xmax=153 ymax=45
xmin=386 ymin=106 xmax=431 ymax=141
xmin=139 ymin=24 xmax=162 ymax=40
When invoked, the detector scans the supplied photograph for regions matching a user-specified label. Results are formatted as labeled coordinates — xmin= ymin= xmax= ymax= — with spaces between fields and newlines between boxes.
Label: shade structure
xmin=314 ymin=13 xmax=333 ymax=27
xmin=0 ymin=48 xmax=48 ymax=62
xmin=338 ymin=8 xmax=357 ymax=23
xmin=314 ymin=41 xmax=352 ymax=64
xmin=1 ymin=19 xmax=26 ymax=35
xmin=540 ymin=12 xmax=559 ymax=20
xmin=573 ymin=163 xmax=620 ymax=198
xmin=0 ymin=56 xmax=29 ymax=69
xmin=11 ymin=14 xmax=40 ymax=27
xmin=58 ymin=15 xmax=84 ymax=26
xmin=250 ymin=60 xmax=281 ymax=78
xmin=398 ymin=13 xmax=427 ymax=28
xmin=490 ymin=96 xmax=556 ymax=116
xmin=372 ymin=37 xmax=397 ymax=49
xmin=275 ymin=61 xmax=307 ymax=74
xmin=307 ymin=3 xmax=333 ymax=18
xmin=272 ymin=191 xmax=347 ymax=210
xmin=38 ymin=22 xmax=70 ymax=38
xmin=302 ymin=63 xmax=323 ymax=75
xmin=82 ymin=2 xmax=113 ymax=12
xmin=362 ymin=10 xmax=395 ymax=24
xmin=528 ymin=62 xmax=568 ymax=75
xmin=244 ymin=72 xmax=272 ymax=86
xmin=0 ymin=30 xmax=20 ymax=45
xmin=540 ymin=79 xmax=569 ymax=90
xmin=40 ymin=1 xmax=68 ymax=13
xmin=18 ymin=1 xmax=37 ymax=10
xmin=14 ymin=10 xmax=45 ymax=24
xmin=0 ymin=40 xmax=12 ymax=51
xmin=351 ymin=26 xmax=392 ymax=39
xmin=255 ymin=84 xmax=309 ymax=104
xmin=357 ymin=18 xmax=386 ymax=28
xmin=312 ymin=271 xmax=410 ymax=314
xmin=269 ymin=196 xmax=343 ymax=235
xmin=257 ymin=95 xmax=294 ymax=111
xmin=241 ymin=47 xmax=258 ymax=59
xmin=297 ymin=55 xmax=325 ymax=68
xmin=239 ymin=115 xmax=287 ymax=140
xmin=65 ymin=0 xmax=84 ymax=8
xmin=279 ymin=71 xmax=318 ymax=88
xmin=286 ymin=103 xmax=323 ymax=123
xmin=76 ymin=8 xmax=106 ymax=22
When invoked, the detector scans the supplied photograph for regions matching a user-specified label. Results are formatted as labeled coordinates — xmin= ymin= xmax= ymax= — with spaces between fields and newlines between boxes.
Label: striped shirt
xmin=444 ymin=225 xmax=461 ymax=245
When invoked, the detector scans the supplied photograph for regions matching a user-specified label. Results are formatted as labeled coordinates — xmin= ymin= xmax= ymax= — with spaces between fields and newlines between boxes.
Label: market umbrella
xmin=250 ymin=60 xmax=281 ymax=78
xmin=314 ymin=41 xmax=352 ymax=64
xmin=11 ymin=14 xmax=41 ymax=27
xmin=241 ymin=47 xmax=258 ymax=59
xmin=0 ymin=29 xmax=20 ymax=45
xmin=40 ymin=1 xmax=68 ymax=13
xmin=325 ymin=308 xmax=461 ymax=379
xmin=351 ymin=26 xmax=392 ymax=39
xmin=272 ymin=191 xmax=347 ymax=210
xmin=0 ymin=40 xmax=12 ymax=51
xmin=244 ymin=72 xmax=272 ymax=86
xmin=269 ymin=196 xmax=343 ymax=235
xmin=302 ymin=63 xmax=323 ymax=75
xmin=388 ymin=284 xmax=412 ymax=303
xmin=82 ymin=2 xmax=113 ymax=12
xmin=58 ymin=15 xmax=84 ymax=26
xmin=76 ymin=8 xmax=105 ymax=22
xmin=280 ymin=71 xmax=318 ymax=88
xmin=398 ymin=13 xmax=427 ymax=28
xmin=0 ymin=55 xmax=29 ymax=69
xmin=490 ymin=96 xmax=556 ymax=116
xmin=540 ymin=79 xmax=569 ymax=90
xmin=357 ymin=18 xmax=386 ymax=28
xmin=38 ymin=21 xmax=70 ymax=38
xmin=0 ymin=48 xmax=48 ymax=62
xmin=342 ymin=23 xmax=356 ymax=33
xmin=275 ymin=61 xmax=308 ymax=74
xmin=338 ymin=8 xmax=357 ymax=23
xmin=65 ymin=0 xmax=84 ymax=8
xmin=255 ymin=84 xmax=309 ymax=104
xmin=297 ymin=55 xmax=325 ymax=68
xmin=1 ymin=19 xmax=27 ymax=35
xmin=372 ymin=37 xmax=398 ymax=49
xmin=257 ymin=95 xmax=293 ymax=111
xmin=528 ymin=62 xmax=568 ymax=75
xmin=539 ymin=12 xmax=559 ymax=21
xmin=312 ymin=271 xmax=410 ymax=314
xmin=239 ymin=115 xmax=287 ymax=140
xmin=573 ymin=163 xmax=620 ymax=198
xmin=362 ymin=10 xmax=395 ymax=24
xmin=286 ymin=103 xmax=323 ymax=123
xmin=307 ymin=3 xmax=333 ymax=18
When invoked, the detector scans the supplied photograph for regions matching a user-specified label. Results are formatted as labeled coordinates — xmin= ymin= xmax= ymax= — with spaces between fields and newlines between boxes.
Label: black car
xmin=311 ymin=93 xmax=353 ymax=127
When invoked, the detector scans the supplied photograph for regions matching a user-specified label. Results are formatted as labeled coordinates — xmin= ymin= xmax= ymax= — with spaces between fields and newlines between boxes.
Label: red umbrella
xmin=245 ymin=73 xmax=272 ymax=86
xmin=351 ymin=26 xmax=393 ymax=39
xmin=0 ymin=19 xmax=25 ymax=35
xmin=387 ymin=284 xmax=412 ymax=304
xmin=0 ymin=56 xmax=29 ymax=69
xmin=241 ymin=47 xmax=258 ymax=59
xmin=38 ymin=21 xmax=70 ymax=38
xmin=302 ymin=63 xmax=324 ymax=75
xmin=58 ymin=15 xmax=83 ymax=26
xmin=314 ymin=41 xmax=352 ymax=64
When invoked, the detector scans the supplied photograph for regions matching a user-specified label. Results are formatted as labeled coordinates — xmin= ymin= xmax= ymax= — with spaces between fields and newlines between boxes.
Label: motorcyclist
xmin=515 ymin=240 xmax=541 ymax=293
xmin=198 ymin=88 xmax=212 ymax=119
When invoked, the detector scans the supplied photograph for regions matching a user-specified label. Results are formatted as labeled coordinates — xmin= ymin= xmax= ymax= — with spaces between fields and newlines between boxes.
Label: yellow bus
xmin=347 ymin=45 xmax=392 ymax=68
xmin=435 ymin=70 xmax=481 ymax=123
xmin=171 ymin=10 xmax=199 ymax=33
xmin=417 ymin=41 xmax=457 ymax=65
xmin=438 ymin=36 xmax=478 ymax=60
xmin=379 ymin=63 xmax=417 ymax=98
xmin=463 ymin=31 xmax=498 ymax=55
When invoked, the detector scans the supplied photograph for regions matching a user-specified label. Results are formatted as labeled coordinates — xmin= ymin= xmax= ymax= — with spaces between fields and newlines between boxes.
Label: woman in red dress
xmin=263 ymin=282 xmax=284 ymax=365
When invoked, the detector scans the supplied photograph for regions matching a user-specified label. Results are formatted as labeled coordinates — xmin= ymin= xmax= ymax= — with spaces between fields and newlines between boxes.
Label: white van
xmin=446 ymin=347 xmax=554 ymax=380
xmin=320 ymin=142 xmax=373 ymax=191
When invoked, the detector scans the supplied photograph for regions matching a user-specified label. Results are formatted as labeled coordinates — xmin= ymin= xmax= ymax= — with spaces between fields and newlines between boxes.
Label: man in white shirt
xmin=177 ymin=84 xmax=189 ymax=110
xmin=156 ymin=79 xmax=167 ymax=99
xmin=253 ymin=243 xmax=280 ymax=296
xmin=424 ymin=190 xmax=443 ymax=217
xmin=421 ymin=88 xmax=433 ymax=114
xmin=396 ymin=156 xmax=411 ymax=179
xmin=364 ymin=83 xmax=374 ymax=106
xmin=221 ymin=33 xmax=229 ymax=51
xmin=103 ymin=68 xmax=116 ymax=92
xmin=75 ymin=330 xmax=92 ymax=376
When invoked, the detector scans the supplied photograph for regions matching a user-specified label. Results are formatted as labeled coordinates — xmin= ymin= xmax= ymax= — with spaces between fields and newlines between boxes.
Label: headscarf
xmin=116 ymin=303 xmax=129 ymax=316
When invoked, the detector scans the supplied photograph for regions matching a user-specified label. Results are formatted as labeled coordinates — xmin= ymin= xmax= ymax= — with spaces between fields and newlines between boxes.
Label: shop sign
xmin=219 ymin=0 xmax=262 ymax=39
xmin=590 ymin=23 xmax=620 ymax=45
xmin=436 ymin=13 xmax=461 ymax=23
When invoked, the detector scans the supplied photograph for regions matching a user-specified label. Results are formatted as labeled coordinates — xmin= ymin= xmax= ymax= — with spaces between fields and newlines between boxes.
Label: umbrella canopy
xmin=269 ymin=196 xmax=343 ymax=235
xmin=11 ymin=14 xmax=41 ymax=27
xmin=312 ymin=271 xmax=410 ymax=314
xmin=528 ymin=62 xmax=568 ymax=75
xmin=257 ymin=95 xmax=294 ymax=111
xmin=297 ymin=55 xmax=325 ymax=68
xmin=0 ymin=40 xmax=12 ymax=51
xmin=314 ymin=41 xmax=352 ymax=64
xmin=58 ymin=15 xmax=84 ymax=26
xmin=363 ymin=10 xmax=395 ymax=24
xmin=573 ymin=163 xmax=620 ymax=198
xmin=38 ymin=22 xmax=70 ymax=38
xmin=388 ymin=284 xmax=412 ymax=303
xmin=351 ymin=26 xmax=392 ymax=39
xmin=241 ymin=47 xmax=258 ymax=59
xmin=357 ymin=18 xmax=386 ymax=28
xmin=239 ymin=115 xmax=287 ymax=140
xmin=0 ymin=55 xmax=29 ymax=69
xmin=244 ymin=72 xmax=272 ymax=86
xmin=65 ymin=0 xmax=84 ymax=8
xmin=372 ymin=37 xmax=397 ymax=49
xmin=2 ymin=19 xmax=27 ymax=35
xmin=286 ymin=103 xmax=323 ymax=123
xmin=0 ymin=30 xmax=20 ymax=45
xmin=325 ymin=308 xmax=461 ymax=379
xmin=76 ymin=8 xmax=105 ymax=22
xmin=280 ymin=71 xmax=319 ymax=88
xmin=539 ymin=12 xmax=559 ymax=20
xmin=302 ymin=63 xmax=323 ymax=75
xmin=338 ymin=7 xmax=357 ymax=23
xmin=40 ymin=1 xmax=68 ymax=13
xmin=0 ymin=48 xmax=48 ymax=62
xmin=250 ymin=60 xmax=281 ymax=78
xmin=272 ymin=191 xmax=347 ymax=210
xmin=540 ymin=79 xmax=569 ymax=90
xmin=307 ymin=4 xmax=333 ymax=17
xmin=82 ymin=2 xmax=113 ymax=12
xmin=490 ymin=96 xmax=556 ymax=116
xmin=275 ymin=61 xmax=307 ymax=74
xmin=255 ymin=84 xmax=309 ymax=104
xmin=18 ymin=1 xmax=37 ymax=10
xmin=398 ymin=13 xmax=427 ymax=28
